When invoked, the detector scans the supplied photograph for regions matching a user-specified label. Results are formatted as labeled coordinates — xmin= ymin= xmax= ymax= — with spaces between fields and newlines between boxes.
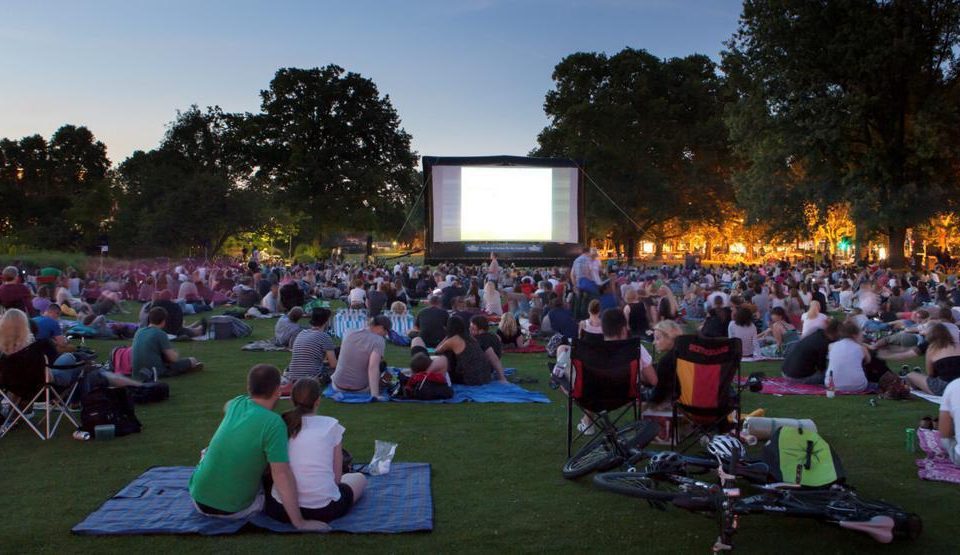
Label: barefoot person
xmin=189 ymin=365 xmax=328 ymax=531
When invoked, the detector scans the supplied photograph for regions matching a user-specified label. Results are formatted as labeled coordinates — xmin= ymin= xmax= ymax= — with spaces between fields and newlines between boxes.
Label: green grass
xmin=1 ymin=303 xmax=955 ymax=554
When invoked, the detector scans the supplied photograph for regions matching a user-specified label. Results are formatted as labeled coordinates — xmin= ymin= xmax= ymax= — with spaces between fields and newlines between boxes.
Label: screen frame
xmin=423 ymin=155 xmax=585 ymax=264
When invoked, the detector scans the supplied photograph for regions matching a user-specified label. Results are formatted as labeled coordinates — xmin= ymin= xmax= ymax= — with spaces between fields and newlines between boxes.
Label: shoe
xmin=577 ymin=421 xmax=596 ymax=436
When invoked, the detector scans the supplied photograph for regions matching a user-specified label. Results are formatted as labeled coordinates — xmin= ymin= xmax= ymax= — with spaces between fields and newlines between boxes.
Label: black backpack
xmin=129 ymin=382 xmax=170 ymax=404
xmin=80 ymin=387 xmax=142 ymax=437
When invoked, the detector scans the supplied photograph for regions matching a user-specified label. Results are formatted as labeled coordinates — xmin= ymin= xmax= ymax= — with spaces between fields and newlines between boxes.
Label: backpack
xmin=400 ymin=372 xmax=453 ymax=401
xmin=762 ymin=426 xmax=845 ymax=487
xmin=209 ymin=315 xmax=252 ymax=339
xmin=109 ymin=346 xmax=133 ymax=376
xmin=129 ymin=382 xmax=170 ymax=404
xmin=80 ymin=387 xmax=143 ymax=438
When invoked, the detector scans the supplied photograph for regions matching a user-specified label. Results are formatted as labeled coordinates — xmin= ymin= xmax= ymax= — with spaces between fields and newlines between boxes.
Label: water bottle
xmin=73 ymin=430 xmax=91 ymax=441
xmin=826 ymin=371 xmax=836 ymax=399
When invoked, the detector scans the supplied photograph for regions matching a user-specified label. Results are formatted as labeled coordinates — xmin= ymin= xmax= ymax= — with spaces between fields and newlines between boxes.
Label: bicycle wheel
xmin=562 ymin=435 xmax=623 ymax=479
xmin=593 ymin=471 xmax=714 ymax=503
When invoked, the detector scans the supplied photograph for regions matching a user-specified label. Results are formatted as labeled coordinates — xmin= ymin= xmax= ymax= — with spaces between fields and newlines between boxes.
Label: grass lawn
xmin=1 ymin=302 xmax=955 ymax=554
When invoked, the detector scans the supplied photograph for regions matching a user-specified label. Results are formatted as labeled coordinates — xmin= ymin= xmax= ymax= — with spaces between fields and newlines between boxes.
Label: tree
xmin=534 ymin=49 xmax=733 ymax=262
xmin=0 ymin=126 xmax=111 ymax=249
xmin=724 ymin=0 xmax=960 ymax=267
xmin=245 ymin=66 xmax=419 ymax=242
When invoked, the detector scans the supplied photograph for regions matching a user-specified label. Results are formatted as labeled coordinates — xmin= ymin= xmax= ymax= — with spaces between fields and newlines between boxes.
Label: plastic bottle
xmin=72 ymin=430 xmax=91 ymax=441
xmin=826 ymin=371 xmax=836 ymax=399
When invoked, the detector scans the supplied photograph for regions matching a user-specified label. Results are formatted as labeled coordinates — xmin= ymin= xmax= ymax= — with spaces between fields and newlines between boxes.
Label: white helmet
xmin=706 ymin=435 xmax=746 ymax=462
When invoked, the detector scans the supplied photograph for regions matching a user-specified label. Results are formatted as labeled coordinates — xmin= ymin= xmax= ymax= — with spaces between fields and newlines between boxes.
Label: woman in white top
xmin=800 ymin=300 xmax=829 ymax=338
xmin=347 ymin=279 xmax=366 ymax=309
xmin=482 ymin=281 xmax=503 ymax=316
xmin=265 ymin=378 xmax=366 ymax=523
xmin=580 ymin=299 xmax=603 ymax=338
xmin=837 ymin=281 xmax=854 ymax=310
xmin=727 ymin=306 xmax=758 ymax=358
xmin=825 ymin=320 xmax=870 ymax=392
xmin=938 ymin=379 xmax=960 ymax=465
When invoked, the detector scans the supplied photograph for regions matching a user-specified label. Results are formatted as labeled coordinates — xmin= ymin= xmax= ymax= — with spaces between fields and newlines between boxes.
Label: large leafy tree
xmin=534 ymin=49 xmax=733 ymax=261
xmin=0 ymin=126 xmax=111 ymax=249
xmin=724 ymin=0 xmax=960 ymax=267
xmin=245 ymin=66 xmax=419 ymax=242
xmin=112 ymin=108 xmax=262 ymax=256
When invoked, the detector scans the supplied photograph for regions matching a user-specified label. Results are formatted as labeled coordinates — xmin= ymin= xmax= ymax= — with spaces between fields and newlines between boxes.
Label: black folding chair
xmin=557 ymin=336 xmax=657 ymax=478
xmin=0 ymin=341 xmax=86 ymax=440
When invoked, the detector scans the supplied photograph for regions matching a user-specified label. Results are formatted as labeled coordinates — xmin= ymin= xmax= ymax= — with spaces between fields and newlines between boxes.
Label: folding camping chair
xmin=669 ymin=335 xmax=743 ymax=451
xmin=563 ymin=336 xmax=644 ymax=454
xmin=0 ymin=341 xmax=85 ymax=440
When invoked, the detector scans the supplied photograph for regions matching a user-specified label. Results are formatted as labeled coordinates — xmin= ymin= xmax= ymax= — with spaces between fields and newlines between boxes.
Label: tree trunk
xmin=888 ymin=225 xmax=907 ymax=268
xmin=654 ymin=240 xmax=664 ymax=260
xmin=626 ymin=233 xmax=637 ymax=265
xmin=705 ymin=239 xmax=714 ymax=260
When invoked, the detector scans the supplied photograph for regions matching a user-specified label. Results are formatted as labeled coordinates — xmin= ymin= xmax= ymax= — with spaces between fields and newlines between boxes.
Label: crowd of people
xmin=4 ymin=245 xmax=960 ymax=523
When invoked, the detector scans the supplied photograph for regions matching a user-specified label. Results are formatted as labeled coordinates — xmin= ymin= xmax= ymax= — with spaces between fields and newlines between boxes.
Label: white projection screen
xmin=430 ymin=164 xmax=579 ymax=243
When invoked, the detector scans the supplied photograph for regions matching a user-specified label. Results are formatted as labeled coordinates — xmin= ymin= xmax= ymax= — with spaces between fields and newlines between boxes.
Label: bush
xmin=0 ymin=250 xmax=93 ymax=272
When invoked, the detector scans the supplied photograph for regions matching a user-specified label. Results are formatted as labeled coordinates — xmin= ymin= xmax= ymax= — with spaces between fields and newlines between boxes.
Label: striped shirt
xmin=287 ymin=329 xmax=336 ymax=382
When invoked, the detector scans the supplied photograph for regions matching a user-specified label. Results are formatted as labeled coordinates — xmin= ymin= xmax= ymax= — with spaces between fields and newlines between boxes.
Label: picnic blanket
xmin=911 ymin=390 xmax=943 ymax=405
xmin=739 ymin=376 xmax=877 ymax=396
xmin=332 ymin=310 xmax=415 ymax=339
xmin=324 ymin=368 xmax=548 ymax=404
xmin=916 ymin=429 xmax=960 ymax=485
xmin=241 ymin=339 xmax=290 ymax=352
xmin=503 ymin=344 xmax=546 ymax=354
xmin=73 ymin=463 xmax=433 ymax=535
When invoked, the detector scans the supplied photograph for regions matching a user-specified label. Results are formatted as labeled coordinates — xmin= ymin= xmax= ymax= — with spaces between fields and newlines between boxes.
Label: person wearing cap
xmin=331 ymin=315 xmax=391 ymax=399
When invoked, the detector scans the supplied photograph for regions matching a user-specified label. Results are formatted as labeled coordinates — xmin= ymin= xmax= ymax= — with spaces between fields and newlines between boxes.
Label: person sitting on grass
xmin=264 ymin=377 xmax=366 ymax=524
xmin=825 ymin=320 xmax=871 ymax=392
xmin=497 ymin=312 xmax=529 ymax=348
xmin=285 ymin=308 xmax=337 ymax=385
xmin=410 ymin=294 xmax=449 ymax=348
xmin=800 ymin=300 xmax=829 ymax=338
xmin=780 ymin=319 xmax=838 ymax=384
xmin=189 ymin=365 xmax=328 ymax=531
xmin=937 ymin=378 xmax=960 ymax=465
xmin=728 ymin=306 xmax=758 ymax=359
xmin=0 ymin=266 xmax=33 ymax=315
xmin=131 ymin=306 xmax=202 ymax=381
xmin=757 ymin=306 xmax=799 ymax=358
xmin=904 ymin=323 xmax=960 ymax=396
xmin=330 ymin=315 xmax=391 ymax=399
xmin=428 ymin=315 xmax=497 ymax=385
xmin=469 ymin=314 xmax=507 ymax=382
xmin=274 ymin=307 xmax=306 ymax=348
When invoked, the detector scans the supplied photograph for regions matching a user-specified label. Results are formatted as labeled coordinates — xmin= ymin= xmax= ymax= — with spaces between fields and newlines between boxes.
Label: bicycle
xmin=593 ymin=451 xmax=922 ymax=551
xmin=561 ymin=412 xmax=658 ymax=479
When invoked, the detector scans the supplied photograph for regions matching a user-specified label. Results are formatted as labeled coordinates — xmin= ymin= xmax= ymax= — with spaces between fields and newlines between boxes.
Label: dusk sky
xmin=1 ymin=0 xmax=742 ymax=166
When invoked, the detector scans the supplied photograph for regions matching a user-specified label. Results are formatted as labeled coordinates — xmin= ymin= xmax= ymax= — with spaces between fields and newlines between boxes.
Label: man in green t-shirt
xmin=189 ymin=364 xmax=327 ymax=531
xmin=131 ymin=306 xmax=202 ymax=380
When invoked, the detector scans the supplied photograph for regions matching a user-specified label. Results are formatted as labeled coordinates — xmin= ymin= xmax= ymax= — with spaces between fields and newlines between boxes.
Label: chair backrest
xmin=0 ymin=341 xmax=49 ymax=398
xmin=570 ymin=336 xmax=642 ymax=412
xmin=672 ymin=335 xmax=741 ymax=413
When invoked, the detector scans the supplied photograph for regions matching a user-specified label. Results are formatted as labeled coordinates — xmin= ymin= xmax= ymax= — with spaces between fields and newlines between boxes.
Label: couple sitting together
xmin=328 ymin=313 xmax=506 ymax=401
xmin=189 ymin=364 xmax=364 ymax=528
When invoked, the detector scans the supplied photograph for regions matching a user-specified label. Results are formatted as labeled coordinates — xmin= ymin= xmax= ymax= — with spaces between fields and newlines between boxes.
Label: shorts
xmin=927 ymin=376 xmax=952 ymax=396
xmin=264 ymin=483 xmax=354 ymax=523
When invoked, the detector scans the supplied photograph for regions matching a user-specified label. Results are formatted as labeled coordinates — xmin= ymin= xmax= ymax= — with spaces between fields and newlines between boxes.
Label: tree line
xmin=2 ymin=1 xmax=959 ymax=266
xmin=0 ymin=66 xmax=419 ymax=258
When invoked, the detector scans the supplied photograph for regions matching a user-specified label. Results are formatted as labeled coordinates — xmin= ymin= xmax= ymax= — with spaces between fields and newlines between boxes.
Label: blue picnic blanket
xmin=72 ymin=463 xmax=432 ymax=535
xmin=324 ymin=376 xmax=549 ymax=404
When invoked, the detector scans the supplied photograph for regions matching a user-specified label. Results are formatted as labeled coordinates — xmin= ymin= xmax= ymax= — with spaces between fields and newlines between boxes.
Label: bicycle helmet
xmin=706 ymin=435 xmax=746 ymax=463
xmin=645 ymin=451 xmax=686 ymax=475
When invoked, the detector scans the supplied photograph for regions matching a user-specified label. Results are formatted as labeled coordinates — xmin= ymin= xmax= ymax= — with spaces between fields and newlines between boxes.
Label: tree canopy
xmin=723 ymin=0 xmax=960 ymax=266
xmin=534 ymin=48 xmax=733 ymax=260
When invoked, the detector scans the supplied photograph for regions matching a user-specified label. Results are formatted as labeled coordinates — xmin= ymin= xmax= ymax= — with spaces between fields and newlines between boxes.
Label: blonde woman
xmin=0 ymin=308 xmax=33 ymax=356
xmin=482 ymin=281 xmax=503 ymax=316
xmin=644 ymin=320 xmax=685 ymax=402
xmin=497 ymin=312 xmax=529 ymax=348
xmin=800 ymin=300 xmax=828 ymax=338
